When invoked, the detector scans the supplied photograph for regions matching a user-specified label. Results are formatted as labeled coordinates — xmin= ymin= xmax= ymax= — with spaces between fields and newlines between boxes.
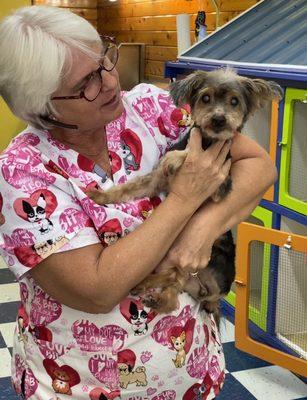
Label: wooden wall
xmin=33 ymin=0 xmax=98 ymax=28
xmin=33 ymin=0 xmax=260 ymax=82
xmin=97 ymin=0 xmax=260 ymax=82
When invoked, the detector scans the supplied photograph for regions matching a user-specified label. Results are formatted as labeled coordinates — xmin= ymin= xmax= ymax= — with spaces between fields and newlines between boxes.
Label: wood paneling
xmin=33 ymin=0 xmax=98 ymax=26
xmin=98 ymin=0 xmax=259 ymax=81
xmin=100 ymin=12 xmax=238 ymax=32
xmin=111 ymin=31 xmax=211 ymax=47
xmin=146 ymin=46 xmax=178 ymax=62
xmin=33 ymin=0 xmax=260 ymax=81
xmin=98 ymin=0 xmax=258 ymax=13
xmin=34 ymin=0 xmax=97 ymax=7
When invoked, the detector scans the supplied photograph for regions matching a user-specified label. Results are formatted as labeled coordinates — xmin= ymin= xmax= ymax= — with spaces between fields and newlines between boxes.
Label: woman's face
xmin=51 ymin=46 xmax=124 ymax=132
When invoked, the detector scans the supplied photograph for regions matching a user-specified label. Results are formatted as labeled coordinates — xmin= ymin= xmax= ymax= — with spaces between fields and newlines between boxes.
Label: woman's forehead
xmin=63 ymin=45 xmax=101 ymax=90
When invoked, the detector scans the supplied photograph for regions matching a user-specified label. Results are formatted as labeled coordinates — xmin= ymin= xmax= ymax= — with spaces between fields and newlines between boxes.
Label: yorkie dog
xmin=89 ymin=68 xmax=283 ymax=315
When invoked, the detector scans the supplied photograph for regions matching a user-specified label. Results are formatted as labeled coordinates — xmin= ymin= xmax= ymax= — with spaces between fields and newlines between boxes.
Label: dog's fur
xmin=89 ymin=68 xmax=283 ymax=315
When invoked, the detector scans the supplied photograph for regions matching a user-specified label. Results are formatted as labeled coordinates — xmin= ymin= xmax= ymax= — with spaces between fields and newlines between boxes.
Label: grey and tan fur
xmin=89 ymin=68 xmax=283 ymax=314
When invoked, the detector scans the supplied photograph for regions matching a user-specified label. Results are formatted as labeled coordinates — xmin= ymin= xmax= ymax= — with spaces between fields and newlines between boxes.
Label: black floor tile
xmin=0 ymin=301 xmax=19 ymax=323
xmin=0 ymin=269 xmax=16 ymax=285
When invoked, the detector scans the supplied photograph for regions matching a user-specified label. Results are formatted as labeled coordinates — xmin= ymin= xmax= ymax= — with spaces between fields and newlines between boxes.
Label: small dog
xmin=89 ymin=68 xmax=283 ymax=315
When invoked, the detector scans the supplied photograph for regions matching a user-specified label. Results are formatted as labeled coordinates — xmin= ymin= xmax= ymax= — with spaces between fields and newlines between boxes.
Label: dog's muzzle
xmin=211 ymin=115 xmax=226 ymax=132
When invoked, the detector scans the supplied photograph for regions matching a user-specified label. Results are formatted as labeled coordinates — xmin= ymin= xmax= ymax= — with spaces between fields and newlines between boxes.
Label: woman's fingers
xmin=206 ymin=140 xmax=231 ymax=163
xmin=221 ymin=158 xmax=232 ymax=176
xmin=187 ymin=128 xmax=202 ymax=154
xmin=216 ymin=140 xmax=232 ymax=166
xmin=188 ymin=129 xmax=232 ymax=167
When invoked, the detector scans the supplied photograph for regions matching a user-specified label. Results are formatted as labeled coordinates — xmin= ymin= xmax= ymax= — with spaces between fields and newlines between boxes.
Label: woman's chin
xmin=104 ymin=98 xmax=124 ymax=123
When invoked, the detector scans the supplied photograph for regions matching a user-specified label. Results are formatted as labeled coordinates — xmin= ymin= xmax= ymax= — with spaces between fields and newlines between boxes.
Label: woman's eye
xmin=202 ymin=94 xmax=210 ymax=103
xmin=231 ymin=97 xmax=239 ymax=106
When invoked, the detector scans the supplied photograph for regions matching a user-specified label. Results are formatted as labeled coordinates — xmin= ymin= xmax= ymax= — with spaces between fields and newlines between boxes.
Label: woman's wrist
xmin=167 ymin=191 xmax=202 ymax=217
xmin=192 ymin=200 xmax=229 ymax=239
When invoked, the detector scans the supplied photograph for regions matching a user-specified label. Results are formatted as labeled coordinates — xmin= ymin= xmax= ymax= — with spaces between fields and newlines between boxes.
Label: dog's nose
xmin=211 ymin=115 xmax=226 ymax=129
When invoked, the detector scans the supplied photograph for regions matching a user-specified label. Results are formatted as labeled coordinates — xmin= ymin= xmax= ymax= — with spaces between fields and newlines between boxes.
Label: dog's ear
xmin=170 ymin=335 xmax=176 ymax=344
xmin=241 ymin=77 xmax=283 ymax=113
xmin=169 ymin=70 xmax=209 ymax=107
xmin=129 ymin=301 xmax=138 ymax=316
xmin=180 ymin=331 xmax=186 ymax=340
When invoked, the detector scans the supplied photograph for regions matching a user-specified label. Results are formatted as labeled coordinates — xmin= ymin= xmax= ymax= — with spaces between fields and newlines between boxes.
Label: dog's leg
xmin=211 ymin=175 xmax=232 ymax=202
xmin=143 ymin=285 xmax=180 ymax=314
xmin=88 ymin=169 xmax=165 ymax=205
xmin=142 ymin=270 xmax=187 ymax=313
xmin=88 ymin=150 xmax=188 ymax=205
xmin=131 ymin=267 xmax=178 ymax=296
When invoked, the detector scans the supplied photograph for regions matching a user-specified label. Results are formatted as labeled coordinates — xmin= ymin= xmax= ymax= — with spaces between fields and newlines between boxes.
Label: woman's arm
xmin=162 ymin=134 xmax=278 ymax=271
xmin=30 ymin=131 xmax=231 ymax=313
xmin=30 ymin=194 xmax=199 ymax=314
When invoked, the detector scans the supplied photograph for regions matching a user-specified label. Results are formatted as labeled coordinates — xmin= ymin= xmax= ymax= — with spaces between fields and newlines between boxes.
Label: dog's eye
xmin=202 ymin=94 xmax=210 ymax=103
xmin=231 ymin=97 xmax=239 ymax=106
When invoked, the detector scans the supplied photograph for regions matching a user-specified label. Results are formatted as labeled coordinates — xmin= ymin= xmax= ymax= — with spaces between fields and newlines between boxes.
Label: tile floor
xmin=0 ymin=258 xmax=306 ymax=399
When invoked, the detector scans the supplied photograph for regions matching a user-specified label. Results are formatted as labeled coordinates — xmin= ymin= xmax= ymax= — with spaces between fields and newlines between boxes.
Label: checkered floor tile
xmin=0 ymin=261 xmax=306 ymax=399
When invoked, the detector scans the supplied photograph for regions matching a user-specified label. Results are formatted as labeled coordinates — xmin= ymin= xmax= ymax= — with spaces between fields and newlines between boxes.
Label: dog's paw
xmin=212 ymin=177 xmax=232 ymax=203
xmin=203 ymin=300 xmax=219 ymax=314
xmin=142 ymin=293 xmax=161 ymax=309
xmin=130 ymin=286 xmax=143 ymax=296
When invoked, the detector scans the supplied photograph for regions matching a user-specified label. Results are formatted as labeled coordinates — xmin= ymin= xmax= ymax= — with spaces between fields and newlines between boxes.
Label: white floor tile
xmin=0 ymin=283 xmax=20 ymax=303
xmin=0 ymin=322 xmax=16 ymax=348
xmin=0 ymin=256 xmax=7 ymax=269
xmin=232 ymin=365 xmax=307 ymax=400
xmin=220 ymin=317 xmax=235 ymax=343
xmin=0 ymin=348 xmax=12 ymax=378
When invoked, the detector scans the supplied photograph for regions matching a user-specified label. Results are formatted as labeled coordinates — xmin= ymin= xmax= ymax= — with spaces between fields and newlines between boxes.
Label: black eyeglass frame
xmin=51 ymin=36 xmax=119 ymax=103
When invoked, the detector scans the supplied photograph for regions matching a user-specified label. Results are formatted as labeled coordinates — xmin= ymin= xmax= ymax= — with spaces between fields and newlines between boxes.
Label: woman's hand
xmin=155 ymin=210 xmax=215 ymax=276
xmin=169 ymin=128 xmax=232 ymax=209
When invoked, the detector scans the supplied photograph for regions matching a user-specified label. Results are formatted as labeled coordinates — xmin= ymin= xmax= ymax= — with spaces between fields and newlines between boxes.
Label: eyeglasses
xmin=51 ymin=36 xmax=119 ymax=103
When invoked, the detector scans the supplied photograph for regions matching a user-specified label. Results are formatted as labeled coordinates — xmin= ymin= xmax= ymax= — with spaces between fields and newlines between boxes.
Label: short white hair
xmin=0 ymin=5 xmax=101 ymax=129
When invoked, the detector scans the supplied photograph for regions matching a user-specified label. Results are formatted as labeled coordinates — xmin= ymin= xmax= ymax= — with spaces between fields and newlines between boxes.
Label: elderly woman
xmin=0 ymin=5 xmax=276 ymax=400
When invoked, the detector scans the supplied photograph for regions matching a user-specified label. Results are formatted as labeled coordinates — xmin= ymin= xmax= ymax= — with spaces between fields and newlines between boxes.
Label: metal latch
xmin=235 ymin=279 xmax=246 ymax=286
xmin=283 ymin=235 xmax=292 ymax=250
xmin=302 ymin=94 xmax=307 ymax=104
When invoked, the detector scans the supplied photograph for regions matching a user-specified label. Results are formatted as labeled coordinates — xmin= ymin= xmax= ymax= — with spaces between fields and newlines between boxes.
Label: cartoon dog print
xmin=117 ymin=349 xmax=147 ymax=389
xmin=120 ymin=129 xmax=142 ymax=175
xmin=129 ymin=301 xmax=150 ymax=336
xmin=22 ymin=193 xmax=53 ymax=234
xmin=170 ymin=331 xmax=187 ymax=368
xmin=43 ymin=359 xmax=80 ymax=396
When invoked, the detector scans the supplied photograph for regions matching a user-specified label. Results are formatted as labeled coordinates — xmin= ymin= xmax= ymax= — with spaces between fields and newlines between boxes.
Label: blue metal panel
xmin=260 ymin=200 xmax=307 ymax=225
xmin=165 ymin=61 xmax=307 ymax=87
xmin=180 ymin=0 xmax=307 ymax=71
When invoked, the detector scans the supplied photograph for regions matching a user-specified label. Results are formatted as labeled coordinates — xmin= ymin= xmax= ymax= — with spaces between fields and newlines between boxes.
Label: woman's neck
xmin=49 ymin=125 xmax=112 ymax=176
xmin=50 ymin=126 xmax=108 ymax=159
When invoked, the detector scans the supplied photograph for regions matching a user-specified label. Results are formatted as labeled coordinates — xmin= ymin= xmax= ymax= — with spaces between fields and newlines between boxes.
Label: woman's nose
xmin=101 ymin=69 xmax=118 ymax=92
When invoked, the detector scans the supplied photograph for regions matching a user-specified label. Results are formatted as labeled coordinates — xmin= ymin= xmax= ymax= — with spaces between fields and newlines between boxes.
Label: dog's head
xmin=170 ymin=331 xmax=186 ymax=351
xmin=129 ymin=301 xmax=148 ymax=326
xmin=118 ymin=362 xmax=132 ymax=375
xmin=170 ymin=68 xmax=283 ymax=141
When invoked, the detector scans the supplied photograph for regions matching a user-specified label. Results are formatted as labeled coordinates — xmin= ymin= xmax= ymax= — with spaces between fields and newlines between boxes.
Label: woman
xmin=0 ymin=6 xmax=277 ymax=400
